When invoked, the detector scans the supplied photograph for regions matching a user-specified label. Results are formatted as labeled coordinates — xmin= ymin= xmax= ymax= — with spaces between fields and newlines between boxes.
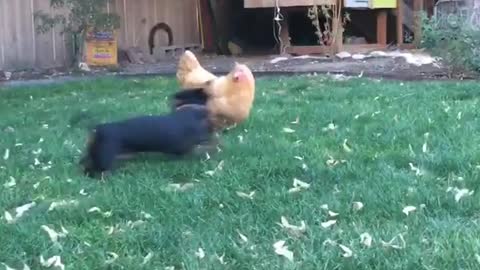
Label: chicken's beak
xmin=233 ymin=73 xmax=240 ymax=82
xmin=235 ymin=68 xmax=248 ymax=82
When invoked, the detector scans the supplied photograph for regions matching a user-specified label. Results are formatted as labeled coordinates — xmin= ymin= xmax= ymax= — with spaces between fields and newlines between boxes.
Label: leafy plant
xmin=307 ymin=3 xmax=351 ymax=48
xmin=34 ymin=0 xmax=121 ymax=64
xmin=421 ymin=12 xmax=480 ymax=73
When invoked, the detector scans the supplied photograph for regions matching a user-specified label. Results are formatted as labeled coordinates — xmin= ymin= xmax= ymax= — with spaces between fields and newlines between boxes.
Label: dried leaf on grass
xmin=321 ymin=220 xmax=337 ymax=228
xmin=409 ymin=163 xmax=423 ymax=176
xmin=141 ymin=252 xmax=154 ymax=265
xmin=322 ymin=123 xmax=337 ymax=132
xmin=293 ymin=178 xmax=310 ymax=188
xmin=475 ymin=254 xmax=480 ymax=264
xmin=41 ymin=225 xmax=68 ymax=243
xmin=39 ymin=255 xmax=64 ymax=270
xmin=164 ymin=183 xmax=195 ymax=192
xmin=447 ymin=187 xmax=474 ymax=202
xmin=105 ymin=252 xmax=119 ymax=264
xmin=273 ymin=240 xmax=294 ymax=262
xmin=3 ymin=148 xmax=9 ymax=160
xmin=352 ymin=201 xmax=364 ymax=211
xmin=360 ymin=232 xmax=373 ymax=247
xmin=195 ymin=248 xmax=205 ymax=259
xmin=48 ymin=200 xmax=79 ymax=211
xmin=323 ymin=238 xmax=337 ymax=246
xmin=205 ymin=161 xmax=224 ymax=176
xmin=88 ymin=207 xmax=112 ymax=217
xmin=237 ymin=230 xmax=249 ymax=243
xmin=236 ymin=191 xmax=255 ymax=200
xmin=402 ymin=206 xmax=416 ymax=216
xmin=288 ymin=178 xmax=310 ymax=193
xmin=127 ymin=220 xmax=145 ymax=228
xmin=1 ymin=263 xmax=17 ymax=270
xmin=326 ymin=156 xmax=347 ymax=168
xmin=291 ymin=117 xmax=300 ymax=124
xmin=140 ymin=211 xmax=153 ymax=219
xmin=215 ymin=253 xmax=226 ymax=265
xmin=4 ymin=202 xmax=36 ymax=224
xmin=278 ymin=216 xmax=306 ymax=236
xmin=4 ymin=211 xmax=14 ymax=223
xmin=288 ymin=178 xmax=311 ymax=193
xmin=342 ymin=139 xmax=353 ymax=153
xmin=282 ymin=127 xmax=295 ymax=133
xmin=339 ymin=244 xmax=353 ymax=257
xmin=3 ymin=177 xmax=16 ymax=188
xmin=328 ymin=211 xmax=339 ymax=217
xmin=381 ymin=234 xmax=406 ymax=250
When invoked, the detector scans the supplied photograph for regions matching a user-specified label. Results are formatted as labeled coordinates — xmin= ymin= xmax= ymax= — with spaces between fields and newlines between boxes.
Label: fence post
xmin=413 ymin=0 xmax=424 ymax=47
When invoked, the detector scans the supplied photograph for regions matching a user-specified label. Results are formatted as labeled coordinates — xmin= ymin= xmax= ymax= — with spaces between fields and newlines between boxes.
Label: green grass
xmin=1 ymin=75 xmax=480 ymax=269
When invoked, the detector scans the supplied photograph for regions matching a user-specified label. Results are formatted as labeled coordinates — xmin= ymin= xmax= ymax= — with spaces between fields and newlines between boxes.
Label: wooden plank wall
xmin=109 ymin=0 xmax=199 ymax=54
xmin=0 ymin=0 xmax=199 ymax=71
xmin=0 ymin=0 xmax=71 ymax=70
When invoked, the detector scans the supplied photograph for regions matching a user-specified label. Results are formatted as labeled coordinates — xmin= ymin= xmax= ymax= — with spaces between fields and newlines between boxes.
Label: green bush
xmin=421 ymin=13 xmax=480 ymax=73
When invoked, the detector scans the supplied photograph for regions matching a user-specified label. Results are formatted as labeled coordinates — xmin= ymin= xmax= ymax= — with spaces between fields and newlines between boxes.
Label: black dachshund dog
xmin=80 ymin=104 xmax=215 ymax=178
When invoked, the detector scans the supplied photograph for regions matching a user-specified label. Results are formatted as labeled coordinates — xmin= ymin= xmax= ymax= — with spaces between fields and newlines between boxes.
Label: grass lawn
xmin=1 ymin=75 xmax=480 ymax=269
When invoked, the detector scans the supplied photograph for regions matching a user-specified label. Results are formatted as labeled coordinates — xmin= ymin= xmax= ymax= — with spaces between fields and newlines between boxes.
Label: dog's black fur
xmin=171 ymin=87 xmax=210 ymax=110
xmin=80 ymin=104 xmax=214 ymax=178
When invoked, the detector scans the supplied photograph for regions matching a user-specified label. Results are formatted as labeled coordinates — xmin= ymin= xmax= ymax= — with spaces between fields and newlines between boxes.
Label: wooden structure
xmin=244 ymin=0 xmax=426 ymax=54
xmin=0 ymin=0 xmax=200 ymax=71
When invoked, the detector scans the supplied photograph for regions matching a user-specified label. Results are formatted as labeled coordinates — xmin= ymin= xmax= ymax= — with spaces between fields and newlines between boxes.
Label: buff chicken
xmin=176 ymin=50 xmax=217 ymax=89
xmin=173 ymin=51 xmax=256 ymax=131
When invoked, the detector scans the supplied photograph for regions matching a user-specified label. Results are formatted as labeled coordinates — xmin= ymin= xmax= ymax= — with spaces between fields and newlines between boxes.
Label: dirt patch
xmin=120 ymin=52 xmax=477 ymax=81
xmin=1 ymin=50 xmax=479 ymax=86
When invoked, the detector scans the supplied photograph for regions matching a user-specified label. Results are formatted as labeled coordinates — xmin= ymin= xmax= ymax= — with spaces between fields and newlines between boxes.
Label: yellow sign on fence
xmin=369 ymin=0 xmax=396 ymax=8
xmin=84 ymin=29 xmax=118 ymax=66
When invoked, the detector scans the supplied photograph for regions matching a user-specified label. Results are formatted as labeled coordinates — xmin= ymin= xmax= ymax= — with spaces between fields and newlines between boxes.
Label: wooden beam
xmin=285 ymin=44 xmax=387 ymax=55
xmin=244 ymin=0 xmax=335 ymax=8
xmin=396 ymin=0 xmax=404 ymax=45
xmin=398 ymin=43 xmax=416 ymax=50
xmin=377 ymin=9 xmax=388 ymax=45
xmin=413 ymin=0 xmax=424 ymax=47
xmin=337 ymin=44 xmax=388 ymax=53
xmin=285 ymin=45 xmax=330 ymax=55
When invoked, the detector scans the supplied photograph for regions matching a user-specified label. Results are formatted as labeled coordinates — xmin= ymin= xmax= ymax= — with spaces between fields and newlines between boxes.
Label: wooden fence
xmin=0 ymin=0 xmax=200 ymax=70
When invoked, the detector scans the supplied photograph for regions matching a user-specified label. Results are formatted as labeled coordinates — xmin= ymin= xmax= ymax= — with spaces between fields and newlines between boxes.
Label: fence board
xmin=0 ymin=0 xmax=5 ymax=69
xmin=0 ymin=0 xmax=200 ymax=71
xmin=1 ymin=0 xmax=19 ymax=69
xmin=33 ymin=0 xmax=56 ymax=68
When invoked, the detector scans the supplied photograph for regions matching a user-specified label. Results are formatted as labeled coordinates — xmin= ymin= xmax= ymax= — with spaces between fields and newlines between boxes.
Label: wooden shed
xmin=210 ymin=0 xmax=433 ymax=55
xmin=0 ymin=0 xmax=200 ymax=71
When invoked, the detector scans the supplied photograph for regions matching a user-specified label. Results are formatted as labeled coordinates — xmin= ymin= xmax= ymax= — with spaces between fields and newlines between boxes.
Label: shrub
xmin=421 ymin=13 xmax=480 ymax=73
